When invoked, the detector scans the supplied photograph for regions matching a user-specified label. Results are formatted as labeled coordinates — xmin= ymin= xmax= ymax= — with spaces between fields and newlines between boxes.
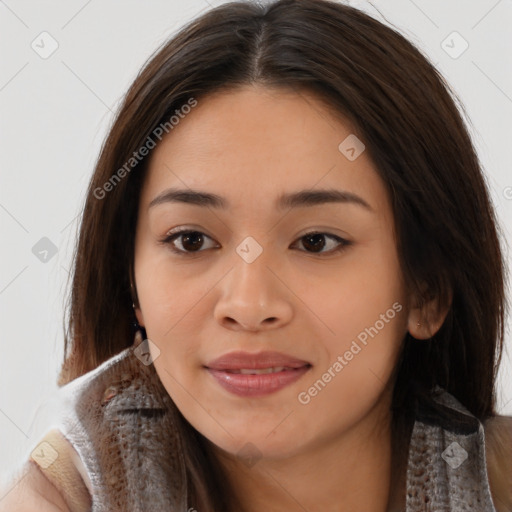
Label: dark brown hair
xmin=59 ymin=0 xmax=508 ymax=509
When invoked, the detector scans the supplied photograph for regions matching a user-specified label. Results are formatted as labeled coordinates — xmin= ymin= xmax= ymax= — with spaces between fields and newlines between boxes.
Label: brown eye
xmin=162 ymin=230 xmax=218 ymax=254
xmin=301 ymin=233 xmax=327 ymax=252
xmin=294 ymin=232 xmax=351 ymax=255
xmin=177 ymin=232 xmax=205 ymax=252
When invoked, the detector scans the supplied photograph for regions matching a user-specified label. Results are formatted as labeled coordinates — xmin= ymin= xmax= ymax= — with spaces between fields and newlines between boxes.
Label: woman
xmin=2 ymin=0 xmax=511 ymax=510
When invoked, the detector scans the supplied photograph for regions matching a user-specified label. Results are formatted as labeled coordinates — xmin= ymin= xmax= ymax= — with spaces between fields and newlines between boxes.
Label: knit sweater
xmin=13 ymin=344 xmax=507 ymax=511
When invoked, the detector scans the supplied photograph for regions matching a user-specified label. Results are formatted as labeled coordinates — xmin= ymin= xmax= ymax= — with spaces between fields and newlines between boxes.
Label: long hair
xmin=59 ymin=0 xmax=508 ymax=509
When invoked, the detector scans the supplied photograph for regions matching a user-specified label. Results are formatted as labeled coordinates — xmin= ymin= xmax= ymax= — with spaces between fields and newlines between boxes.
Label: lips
xmin=205 ymin=351 xmax=312 ymax=397
xmin=205 ymin=350 xmax=311 ymax=371
xmin=225 ymin=367 xmax=294 ymax=374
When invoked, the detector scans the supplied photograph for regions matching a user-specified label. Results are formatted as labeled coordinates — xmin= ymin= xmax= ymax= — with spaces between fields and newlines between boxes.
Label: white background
xmin=1 ymin=0 xmax=511 ymax=487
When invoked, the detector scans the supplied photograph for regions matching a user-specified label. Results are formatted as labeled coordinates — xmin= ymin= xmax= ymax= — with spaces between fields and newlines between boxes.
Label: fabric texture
xmin=29 ymin=340 xmax=498 ymax=512
xmin=28 ymin=429 xmax=92 ymax=512
xmin=42 ymin=342 xmax=188 ymax=511
xmin=406 ymin=387 xmax=497 ymax=511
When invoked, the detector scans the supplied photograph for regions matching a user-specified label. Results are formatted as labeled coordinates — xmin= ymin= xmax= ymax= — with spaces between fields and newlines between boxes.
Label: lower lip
xmin=206 ymin=366 xmax=311 ymax=397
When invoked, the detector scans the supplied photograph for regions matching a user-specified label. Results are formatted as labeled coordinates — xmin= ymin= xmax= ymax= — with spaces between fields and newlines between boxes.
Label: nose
xmin=213 ymin=248 xmax=293 ymax=332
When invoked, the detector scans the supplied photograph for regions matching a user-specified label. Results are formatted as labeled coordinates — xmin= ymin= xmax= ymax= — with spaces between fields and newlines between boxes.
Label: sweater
xmin=15 ymin=344 xmax=506 ymax=511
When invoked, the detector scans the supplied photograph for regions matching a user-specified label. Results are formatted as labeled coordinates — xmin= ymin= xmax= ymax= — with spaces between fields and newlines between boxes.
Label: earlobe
xmin=407 ymin=313 xmax=444 ymax=340
xmin=134 ymin=307 xmax=145 ymax=327
xmin=407 ymin=285 xmax=452 ymax=340
xmin=129 ymin=273 xmax=145 ymax=327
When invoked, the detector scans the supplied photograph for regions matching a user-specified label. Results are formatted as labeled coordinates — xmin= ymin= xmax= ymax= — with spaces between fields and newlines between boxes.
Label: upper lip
xmin=205 ymin=351 xmax=311 ymax=370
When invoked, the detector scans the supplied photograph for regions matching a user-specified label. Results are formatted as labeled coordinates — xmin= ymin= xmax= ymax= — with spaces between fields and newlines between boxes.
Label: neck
xmin=212 ymin=396 xmax=400 ymax=512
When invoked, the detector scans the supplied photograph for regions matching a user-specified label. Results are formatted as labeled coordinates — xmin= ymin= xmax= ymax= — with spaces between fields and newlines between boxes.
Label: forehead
xmin=140 ymin=85 xmax=389 ymax=215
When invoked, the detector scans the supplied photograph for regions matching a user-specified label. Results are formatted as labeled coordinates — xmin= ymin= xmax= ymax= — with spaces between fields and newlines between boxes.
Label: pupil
xmin=304 ymin=234 xmax=325 ymax=252
xmin=183 ymin=232 xmax=203 ymax=251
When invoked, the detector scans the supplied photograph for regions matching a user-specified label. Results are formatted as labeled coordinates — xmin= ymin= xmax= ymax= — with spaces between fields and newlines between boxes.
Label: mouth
xmin=222 ymin=366 xmax=309 ymax=374
xmin=204 ymin=352 xmax=312 ymax=397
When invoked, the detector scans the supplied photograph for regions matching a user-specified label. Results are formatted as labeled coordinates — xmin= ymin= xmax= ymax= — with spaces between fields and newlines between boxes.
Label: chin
xmin=204 ymin=430 xmax=305 ymax=464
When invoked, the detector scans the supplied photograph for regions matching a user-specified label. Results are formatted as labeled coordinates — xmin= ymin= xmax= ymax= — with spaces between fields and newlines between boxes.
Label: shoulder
xmin=0 ymin=344 xmax=175 ymax=512
xmin=0 ymin=429 xmax=92 ymax=512
xmin=484 ymin=414 xmax=512 ymax=512
xmin=0 ymin=460 xmax=70 ymax=512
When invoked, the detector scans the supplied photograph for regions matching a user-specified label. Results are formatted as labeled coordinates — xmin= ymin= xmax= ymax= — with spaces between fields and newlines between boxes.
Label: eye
xmin=160 ymin=229 xmax=218 ymax=255
xmin=291 ymin=231 xmax=351 ymax=255
xmin=159 ymin=229 xmax=351 ymax=256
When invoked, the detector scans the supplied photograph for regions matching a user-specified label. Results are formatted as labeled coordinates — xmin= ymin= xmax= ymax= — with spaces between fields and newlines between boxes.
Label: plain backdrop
xmin=1 ymin=0 xmax=511 ymax=486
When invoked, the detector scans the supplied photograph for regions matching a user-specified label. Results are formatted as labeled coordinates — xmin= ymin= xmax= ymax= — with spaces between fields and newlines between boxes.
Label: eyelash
xmin=159 ymin=229 xmax=352 ymax=257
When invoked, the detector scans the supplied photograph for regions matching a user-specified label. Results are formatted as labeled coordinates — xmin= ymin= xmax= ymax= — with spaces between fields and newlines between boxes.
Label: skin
xmin=133 ymin=84 xmax=448 ymax=511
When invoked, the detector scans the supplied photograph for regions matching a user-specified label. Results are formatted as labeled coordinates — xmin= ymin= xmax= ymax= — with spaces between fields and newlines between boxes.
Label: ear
xmin=134 ymin=303 xmax=145 ymax=327
xmin=129 ymin=263 xmax=145 ymax=327
xmin=407 ymin=283 xmax=452 ymax=340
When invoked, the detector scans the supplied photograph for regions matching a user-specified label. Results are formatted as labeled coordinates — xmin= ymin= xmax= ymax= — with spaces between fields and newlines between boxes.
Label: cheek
xmin=134 ymin=254 xmax=209 ymax=383
xmin=307 ymin=245 xmax=406 ymax=404
xmin=289 ymin=311 xmax=405 ymax=451
xmin=318 ymin=249 xmax=406 ymax=348
xmin=135 ymin=243 xmax=199 ymax=331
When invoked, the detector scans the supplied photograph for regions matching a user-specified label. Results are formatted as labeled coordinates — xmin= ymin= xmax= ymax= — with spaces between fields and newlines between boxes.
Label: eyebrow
xmin=148 ymin=187 xmax=373 ymax=212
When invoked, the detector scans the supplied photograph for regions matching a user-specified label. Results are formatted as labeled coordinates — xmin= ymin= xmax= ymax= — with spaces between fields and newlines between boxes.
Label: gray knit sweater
xmin=48 ymin=345 xmax=497 ymax=511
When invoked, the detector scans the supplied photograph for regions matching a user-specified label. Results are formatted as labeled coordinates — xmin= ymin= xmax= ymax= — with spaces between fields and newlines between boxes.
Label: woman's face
xmin=133 ymin=85 xmax=415 ymax=461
